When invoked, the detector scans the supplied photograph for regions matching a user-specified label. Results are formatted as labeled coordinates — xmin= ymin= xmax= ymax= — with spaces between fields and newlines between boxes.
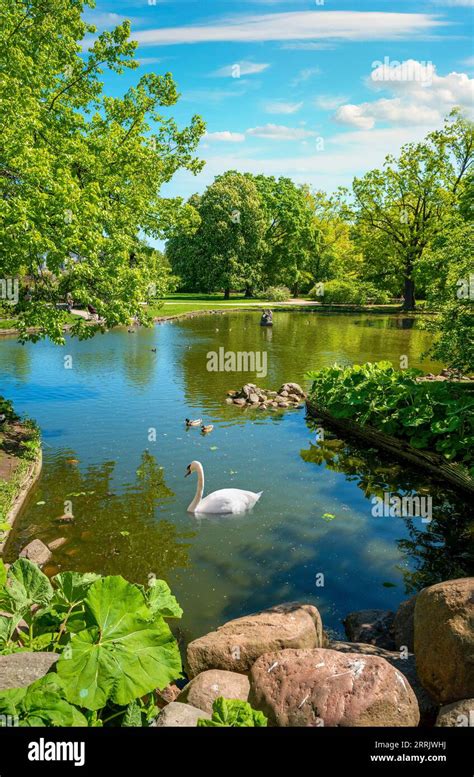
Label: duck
xmin=185 ymin=460 xmax=262 ymax=514
xmin=201 ymin=424 xmax=214 ymax=434
xmin=151 ymin=348 xmax=157 ymax=353
xmin=185 ymin=418 xmax=202 ymax=427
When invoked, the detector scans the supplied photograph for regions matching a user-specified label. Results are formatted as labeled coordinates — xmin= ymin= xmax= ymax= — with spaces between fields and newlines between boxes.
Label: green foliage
xmin=307 ymin=362 xmax=474 ymax=472
xmin=418 ymin=221 xmax=474 ymax=372
xmin=197 ymin=697 xmax=268 ymax=727
xmin=167 ymin=172 xmax=266 ymax=296
xmin=0 ymin=560 xmax=183 ymax=726
xmin=0 ymin=0 xmax=205 ymax=343
xmin=261 ymin=285 xmax=291 ymax=302
xmin=351 ymin=111 xmax=474 ymax=309
xmin=309 ymin=279 xmax=390 ymax=304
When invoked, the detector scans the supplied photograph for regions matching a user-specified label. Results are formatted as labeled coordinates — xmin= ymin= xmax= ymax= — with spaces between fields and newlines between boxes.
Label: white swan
xmin=185 ymin=460 xmax=262 ymax=514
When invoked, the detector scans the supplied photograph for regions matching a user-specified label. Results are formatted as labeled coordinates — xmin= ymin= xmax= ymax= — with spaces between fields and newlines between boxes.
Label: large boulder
xmin=414 ymin=577 xmax=474 ymax=703
xmin=153 ymin=702 xmax=211 ymax=727
xmin=343 ymin=609 xmax=395 ymax=649
xmin=435 ymin=699 xmax=474 ymax=727
xmin=248 ymin=648 xmax=420 ymax=727
xmin=0 ymin=652 xmax=58 ymax=691
xmin=393 ymin=596 xmax=416 ymax=652
xmin=177 ymin=669 xmax=250 ymax=714
xmin=186 ymin=602 xmax=322 ymax=677
xmin=330 ymin=641 xmax=436 ymax=725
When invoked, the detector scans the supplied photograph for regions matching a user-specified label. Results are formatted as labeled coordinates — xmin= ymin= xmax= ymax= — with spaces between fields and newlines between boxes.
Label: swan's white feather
xmin=194 ymin=488 xmax=262 ymax=514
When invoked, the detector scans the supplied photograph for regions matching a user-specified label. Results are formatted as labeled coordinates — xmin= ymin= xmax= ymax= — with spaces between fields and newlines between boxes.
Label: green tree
xmin=0 ymin=0 xmax=205 ymax=343
xmin=249 ymin=175 xmax=318 ymax=295
xmin=167 ymin=172 xmax=266 ymax=298
xmin=352 ymin=111 xmax=473 ymax=310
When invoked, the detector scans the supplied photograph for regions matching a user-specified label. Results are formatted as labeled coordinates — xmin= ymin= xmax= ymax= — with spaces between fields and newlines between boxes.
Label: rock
xmin=343 ymin=609 xmax=395 ymax=649
xmin=249 ymin=648 xmax=420 ymax=727
xmin=153 ymin=702 xmax=211 ymax=727
xmin=278 ymin=402 xmax=289 ymax=408
xmin=288 ymin=393 xmax=300 ymax=402
xmin=248 ymin=393 xmax=260 ymax=404
xmin=279 ymin=390 xmax=289 ymax=397
xmin=225 ymin=398 xmax=233 ymax=405
xmin=156 ymin=683 xmax=181 ymax=709
xmin=435 ymin=699 xmax=474 ymax=727
xmin=330 ymin=641 xmax=437 ymax=726
xmin=55 ymin=513 xmax=74 ymax=523
xmin=178 ymin=670 xmax=250 ymax=713
xmin=414 ymin=577 xmax=474 ymax=704
xmin=187 ymin=602 xmax=323 ymax=677
xmin=393 ymin=596 xmax=416 ymax=652
xmin=279 ymin=382 xmax=306 ymax=398
xmin=0 ymin=653 xmax=58 ymax=691
xmin=270 ymin=401 xmax=278 ymax=408
xmin=267 ymin=391 xmax=277 ymax=398
xmin=19 ymin=539 xmax=52 ymax=566
xmin=233 ymin=398 xmax=246 ymax=406
xmin=48 ymin=537 xmax=67 ymax=551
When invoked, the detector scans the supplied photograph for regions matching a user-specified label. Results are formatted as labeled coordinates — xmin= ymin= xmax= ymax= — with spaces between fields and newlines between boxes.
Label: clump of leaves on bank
xmin=0 ymin=559 xmax=183 ymax=726
xmin=307 ymin=362 xmax=474 ymax=475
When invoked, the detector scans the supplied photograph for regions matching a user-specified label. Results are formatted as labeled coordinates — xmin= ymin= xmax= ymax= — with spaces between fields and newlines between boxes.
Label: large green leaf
xmin=0 ymin=559 xmax=53 ymax=615
xmin=146 ymin=579 xmax=183 ymax=619
xmin=0 ymin=674 xmax=88 ymax=727
xmin=57 ymin=576 xmax=182 ymax=710
xmin=52 ymin=571 xmax=101 ymax=610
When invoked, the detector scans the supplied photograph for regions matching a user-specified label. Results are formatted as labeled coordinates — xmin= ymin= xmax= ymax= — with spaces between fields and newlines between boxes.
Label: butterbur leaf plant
xmin=198 ymin=697 xmax=268 ymax=727
xmin=307 ymin=362 xmax=474 ymax=475
xmin=0 ymin=559 xmax=183 ymax=726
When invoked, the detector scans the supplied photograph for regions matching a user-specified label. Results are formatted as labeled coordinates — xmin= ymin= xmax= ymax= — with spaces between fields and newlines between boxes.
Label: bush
xmin=307 ymin=361 xmax=474 ymax=472
xmin=262 ymin=285 xmax=292 ymax=302
xmin=309 ymin=279 xmax=390 ymax=304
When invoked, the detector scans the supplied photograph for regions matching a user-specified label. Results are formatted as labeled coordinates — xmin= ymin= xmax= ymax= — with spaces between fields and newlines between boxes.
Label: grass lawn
xmin=148 ymin=292 xmax=314 ymax=318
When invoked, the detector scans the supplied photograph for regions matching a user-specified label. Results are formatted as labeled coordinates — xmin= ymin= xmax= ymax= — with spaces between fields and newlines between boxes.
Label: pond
xmin=0 ymin=311 xmax=471 ymax=645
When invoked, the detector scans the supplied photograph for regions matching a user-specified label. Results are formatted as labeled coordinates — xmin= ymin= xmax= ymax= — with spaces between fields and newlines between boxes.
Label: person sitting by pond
xmin=87 ymin=304 xmax=98 ymax=320
xmin=260 ymin=309 xmax=273 ymax=327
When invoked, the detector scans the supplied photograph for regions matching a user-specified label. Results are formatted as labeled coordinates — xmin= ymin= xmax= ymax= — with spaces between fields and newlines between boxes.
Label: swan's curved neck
xmin=188 ymin=463 xmax=204 ymax=512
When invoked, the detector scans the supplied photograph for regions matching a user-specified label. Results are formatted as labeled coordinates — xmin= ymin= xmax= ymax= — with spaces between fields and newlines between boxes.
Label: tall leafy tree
xmin=352 ymin=111 xmax=473 ymax=310
xmin=248 ymin=175 xmax=318 ymax=295
xmin=0 ymin=0 xmax=205 ymax=342
xmin=167 ymin=172 xmax=266 ymax=298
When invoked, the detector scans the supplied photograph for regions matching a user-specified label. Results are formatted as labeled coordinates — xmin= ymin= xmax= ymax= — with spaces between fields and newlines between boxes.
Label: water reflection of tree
xmin=7 ymin=450 xmax=195 ymax=583
xmin=302 ymin=418 xmax=473 ymax=593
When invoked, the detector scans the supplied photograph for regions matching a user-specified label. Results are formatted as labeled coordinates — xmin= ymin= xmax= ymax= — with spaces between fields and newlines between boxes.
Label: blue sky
xmin=83 ymin=0 xmax=474 ymax=203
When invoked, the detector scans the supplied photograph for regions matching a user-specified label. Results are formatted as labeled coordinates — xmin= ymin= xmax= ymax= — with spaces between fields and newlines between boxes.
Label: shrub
xmin=198 ymin=697 xmax=267 ymax=727
xmin=309 ymin=279 xmax=390 ymax=304
xmin=262 ymin=285 xmax=292 ymax=302
xmin=0 ymin=560 xmax=183 ymax=726
xmin=307 ymin=361 xmax=474 ymax=472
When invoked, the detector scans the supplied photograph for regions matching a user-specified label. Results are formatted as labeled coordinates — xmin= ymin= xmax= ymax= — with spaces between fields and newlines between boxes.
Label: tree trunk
xmin=224 ymin=288 xmax=230 ymax=300
xmin=402 ymin=275 xmax=416 ymax=311
xmin=292 ymin=283 xmax=299 ymax=297
xmin=245 ymin=286 xmax=253 ymax=298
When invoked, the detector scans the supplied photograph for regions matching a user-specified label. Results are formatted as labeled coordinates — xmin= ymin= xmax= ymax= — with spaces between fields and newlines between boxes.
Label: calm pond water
xmin=0 ymin=312 xmax=472 ymax=644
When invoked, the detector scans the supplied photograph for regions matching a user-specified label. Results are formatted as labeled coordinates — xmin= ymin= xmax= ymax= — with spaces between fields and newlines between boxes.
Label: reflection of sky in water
xmin=0 ymin=313 xmax=468 ymax=641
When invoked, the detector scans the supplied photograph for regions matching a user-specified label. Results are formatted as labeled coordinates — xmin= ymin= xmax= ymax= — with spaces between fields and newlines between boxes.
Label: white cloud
xmin=246 ymin=124 xmax=317 ymax=140
xmin=137 ymin=57 xmax=163 ymax=65
xmin=291 ymin=67 xmax=321 ymax=86
xmin=213 ymin=61 xmax=270 ymax=77
xmin=334 ymin=61 xmax=474 ymax=128
xmin=316 ymin=95 xmax=349 ymax=110
xmin=83 ymin=12 xmax=144 ymax=29
xmin=204 ymin=131 xmax=246 ymax=142
xmin=131 ymin=11 xmax=443 ymax=46
xmin=264 ymin=100 xmax=303 ymax=114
